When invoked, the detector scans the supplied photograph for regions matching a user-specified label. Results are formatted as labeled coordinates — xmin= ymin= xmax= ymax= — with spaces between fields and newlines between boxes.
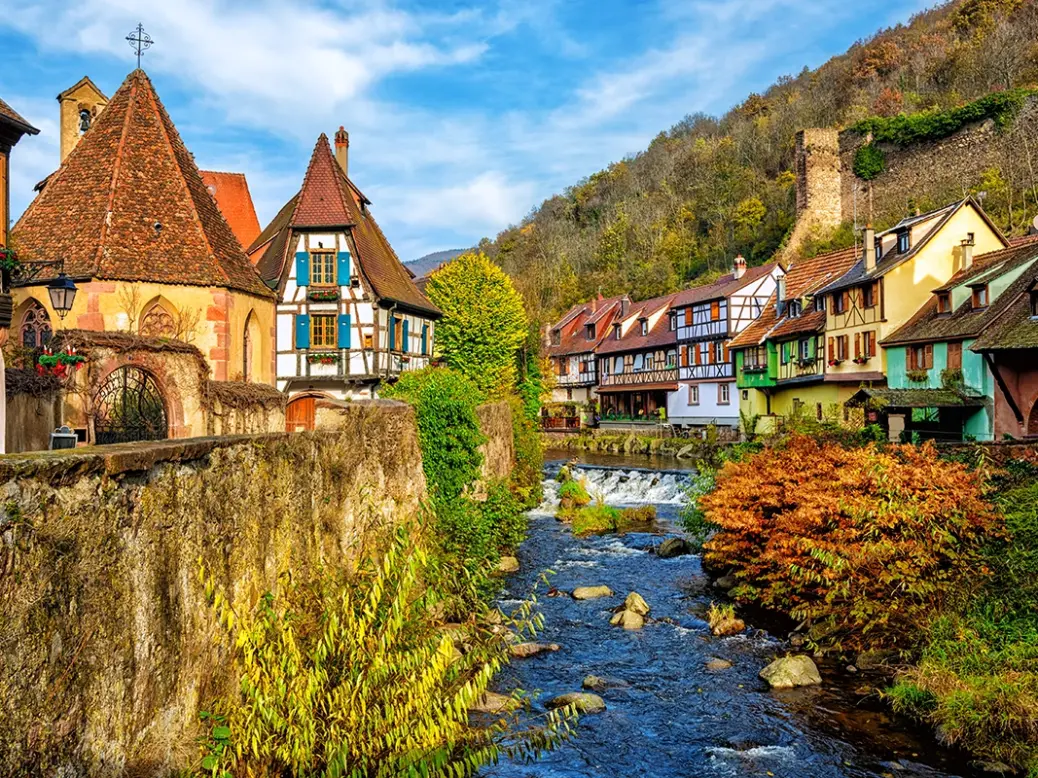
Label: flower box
xmin=852 ymin=357 xmax=870 ymax=365
xmin=907 ymin=369 xmax=930 ymax=383
xmin=828 ymin=359 xmax=843 ymax=367
xmin=307 ymin=288 xmax=340 ymax=302
xmin=306 ymin=352 xmax=340 ymax=365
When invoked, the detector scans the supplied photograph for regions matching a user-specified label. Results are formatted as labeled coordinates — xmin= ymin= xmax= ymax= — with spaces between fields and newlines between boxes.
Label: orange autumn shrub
xmin=700 ymin=436 xmax=999 ymax=652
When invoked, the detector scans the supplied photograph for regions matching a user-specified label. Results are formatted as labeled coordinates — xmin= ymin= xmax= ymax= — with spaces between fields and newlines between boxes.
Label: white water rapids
xmin=539 ymin=465 xmax=693 ymax=509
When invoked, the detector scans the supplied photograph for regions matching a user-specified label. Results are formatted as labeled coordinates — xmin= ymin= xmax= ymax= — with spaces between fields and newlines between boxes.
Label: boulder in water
xmin=572 ymin=585 xmax=613 ymax=600
xmin=610 ymin=609 xmax=645 ymax=630
xmin=759 ymin=655 xmax=822 ymax=689
xmin=497 ymin=556 xmax=519 ymax=573
xmin=705 ymin=658 xmax=733 ymax=671
xmin=582 ymin=675 xmax=629 ymax=691
xmin=624 ymin=592 xmax=651 ymax=616
xmin=677 ymin=443 xmax=698 ymax=459
xmin=470 ymin=691 xmax=518 ymax=714
xmin=657 ymin=538 xmax=692 ymax=558
xmin=509 ymin=642 xmax=560 ymax=659
xmin=546 ymin=692 xmax=606 ymax=713
xmin=714 ymin=574 xmax=737 ymax=591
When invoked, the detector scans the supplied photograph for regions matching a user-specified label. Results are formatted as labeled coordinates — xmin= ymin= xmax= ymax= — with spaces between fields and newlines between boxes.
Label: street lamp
xmin=47 ymin=273 xmax=77 ymax=320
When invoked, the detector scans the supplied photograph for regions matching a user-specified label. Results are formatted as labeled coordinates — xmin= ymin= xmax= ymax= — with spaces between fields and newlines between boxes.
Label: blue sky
xmin=0 ymin=0 xmax=927 ymax=262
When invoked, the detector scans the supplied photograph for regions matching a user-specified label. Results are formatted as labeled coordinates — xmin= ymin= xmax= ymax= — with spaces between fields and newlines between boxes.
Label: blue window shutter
xmin=402 ymin=320 xmax=409 ymax=353
xmin=421 ymin=324 xmax=428 ymax=355
xmin=295 ymin=251 xmax=310 ymax=287
xmin=388 ymin=316 xmax=396 ymax=350
xmin=295 ymin=313 xmax=310 ymax=349
xmin=336 ymin=250 xmax=351 ymax=286
xmin=337 ymin=314 xmax=351 ymax=349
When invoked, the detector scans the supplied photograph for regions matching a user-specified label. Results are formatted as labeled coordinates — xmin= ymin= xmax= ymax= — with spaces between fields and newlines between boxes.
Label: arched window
xmin=243 ymin=311 xmax=260 ymax=382
xmin=140 ymin=302 xmax=177 ymax=338
xmin=20 ymin=301 xmax=52 ymax=348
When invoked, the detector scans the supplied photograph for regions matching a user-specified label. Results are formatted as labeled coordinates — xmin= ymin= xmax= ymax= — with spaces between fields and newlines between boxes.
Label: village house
xmin=969 ymin=263 xmax=1038 ymax=438
xmin=545 ymin=293 xmax=628 ymax=410
xmin=249 ymin=128 xmax=440 ymax=427
xmin=729 ymin=246 xmax=861 ymax=429
xmin=10 ymin=69 xmax=278 ymax=444
xmin=594 ymin=293 xmax=678 ymax=427
xmin=667 ymin=257 xmax=781 ymax=432
xmin=864 ymin=238 xmax=1038 ymax=442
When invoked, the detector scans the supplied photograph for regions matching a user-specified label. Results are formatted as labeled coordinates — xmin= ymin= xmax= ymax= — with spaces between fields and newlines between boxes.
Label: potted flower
xmin=306 ymin=352 xmax=339 ymax=365
xmin=852 ymin=356 xmax=869 ymax=365
xmin=36 ymin=346 xmax=87 ymax=379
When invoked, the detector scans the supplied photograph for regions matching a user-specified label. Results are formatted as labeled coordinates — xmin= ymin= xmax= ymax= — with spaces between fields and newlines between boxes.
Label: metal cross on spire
xmin=126 ymin=23 xmax=153 ymax=68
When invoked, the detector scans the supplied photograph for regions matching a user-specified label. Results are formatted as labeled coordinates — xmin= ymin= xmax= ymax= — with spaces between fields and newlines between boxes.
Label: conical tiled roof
xmin=14 ymin=70 xmax=272 ymax=298
xmin=251 ymin=134 xmax=440 ymax=317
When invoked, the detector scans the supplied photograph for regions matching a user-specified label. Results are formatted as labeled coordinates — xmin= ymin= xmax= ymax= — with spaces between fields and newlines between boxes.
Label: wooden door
xmin=286 ymin=396 xmax=316 ymax=432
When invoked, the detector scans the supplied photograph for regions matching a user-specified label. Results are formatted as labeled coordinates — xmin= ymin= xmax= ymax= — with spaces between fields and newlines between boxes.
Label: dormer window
xmin=787 ymin=300 xmax=802 ymax=318
xmin=898 ymin=231 xmax=910 ymax=254
xmin=639 ymin=318 xmax=649 ymax=336
xmin=668 ymin=311 xmax=677 ymax=331
xmin=972 ymin=285 xmax=989 ymax=309
xmin=613 ymin=323 xmax=621 ymax=340
xmin=551 ymin=330 xmax=561 ymax=346
xmin=585 ymin=323 xmax=596 ymax=340
xmin=937 ymin=293 xmax=952 ymax=314
xmin=814 ymin=296 xmax=826 ymax=313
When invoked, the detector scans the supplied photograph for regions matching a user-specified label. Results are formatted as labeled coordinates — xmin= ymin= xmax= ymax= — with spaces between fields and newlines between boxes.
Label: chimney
xmin=334 ymin=126 xmax=349 ymax=175
xmin=962 ymin=235 xmax=975 ymax=269
xmin=775 ymin=276 xmax=787 ymax=317
xmin=733 ymin=255 xmax=746 ymax=279
xmin=864 ymin=224 xmax=876 ymax=272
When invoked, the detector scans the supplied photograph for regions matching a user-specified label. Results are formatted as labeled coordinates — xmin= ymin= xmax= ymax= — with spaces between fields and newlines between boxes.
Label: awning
xmin=596 ymin=383 xmax=678 ymax=394
xmin=845 ymin=387 xmax=989 ymax=409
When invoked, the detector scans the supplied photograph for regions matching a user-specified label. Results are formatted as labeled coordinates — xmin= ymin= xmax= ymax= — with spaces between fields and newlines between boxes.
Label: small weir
xmin=487 ymin=457 xmax=977 ymax=778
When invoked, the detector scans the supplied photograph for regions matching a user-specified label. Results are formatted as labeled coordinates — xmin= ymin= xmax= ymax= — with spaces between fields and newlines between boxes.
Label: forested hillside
xmin=480 ymin=0 xmax=1038 ymax=326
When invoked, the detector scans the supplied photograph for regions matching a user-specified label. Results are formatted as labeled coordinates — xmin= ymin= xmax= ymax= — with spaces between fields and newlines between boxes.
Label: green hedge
xmin=851 ymin=88 xmax=1037 ymax=147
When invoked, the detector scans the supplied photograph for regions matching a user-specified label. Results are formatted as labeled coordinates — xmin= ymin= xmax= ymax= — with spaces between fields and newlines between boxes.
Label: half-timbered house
xmin=667 ymin=257 xmax=781 ymax=430
xmin=594 ymin=293 xmax=678 ymax=428
xmin=546 ymin=293 xmax=629 ymax=404
xmin=249 ymin=130 xmax=441 ymax=409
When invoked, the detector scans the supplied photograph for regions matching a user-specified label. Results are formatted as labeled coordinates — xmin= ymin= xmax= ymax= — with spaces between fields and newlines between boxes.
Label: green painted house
xmin=861 ymin=239 xmax=1038 ymax=441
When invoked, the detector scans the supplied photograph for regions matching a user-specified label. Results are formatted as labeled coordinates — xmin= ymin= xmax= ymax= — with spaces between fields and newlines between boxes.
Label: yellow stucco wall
xmin=11 ymin=281 xmax=276 ymax=384
xmin=747 ymin=382 xmax=864 ymax=434
xmin=825 ymin=205 xmax=1004 ymax=381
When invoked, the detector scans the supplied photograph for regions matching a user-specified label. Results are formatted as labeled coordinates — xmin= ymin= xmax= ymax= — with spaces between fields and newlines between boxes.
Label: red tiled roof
xmin=671 ymin=261 xmax=778 ymax=308
xmin=546 ymin=294 xmax=628 ymax=357
xmin=13 ymin=70 xmax=271 ymax=298
xmin=596 ymin=294 xmax=678 ymax=355
xmin=251 ymin=134 xmax=439 ymax=317
xmin=201 ymin=171 xmax=261 ymax=251
xmin=729 ymin=246 xmax=859 ymax=349
xmin=0 ymin=96 xmax=39 ymax=136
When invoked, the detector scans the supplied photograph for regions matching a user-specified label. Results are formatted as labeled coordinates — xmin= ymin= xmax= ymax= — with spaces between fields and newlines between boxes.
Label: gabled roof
xmin=595 ymin=294 xmax=678 ymax=355
xmin=201 ymin=171 xmax=262 ymax=251
xmin=57 ymin=76 xmax=108 ymax=103
xmin=671 ymin=262 xmax=778 ymax=308
xmin=547 ymin=294 xmax=628 ymax=358
xmin=13 ymin=70 xmax=272 ymax=298
xmin=251 ymin=134 xmax=440 ymax=317
xmin=817 ymin=198 xmax=1008 ymax=297
xmin=0 ymin=96 xmax=39 ymax=137
xmin=885 ymin=239 xmax=1038 ymax=346
xmin=729 ymin=246 xmax=860 ymax=349
xmin=970 ymin=269 xmax=1038 ymax=351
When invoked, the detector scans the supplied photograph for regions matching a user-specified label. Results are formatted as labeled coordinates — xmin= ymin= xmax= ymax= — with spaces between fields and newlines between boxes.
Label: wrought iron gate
xmin=93 ymin=366 xmax=168 ymax=444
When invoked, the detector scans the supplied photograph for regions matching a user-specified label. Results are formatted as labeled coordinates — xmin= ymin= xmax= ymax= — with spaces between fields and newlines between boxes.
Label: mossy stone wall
xmin=0 ymin=401 xmax=426 ymax=777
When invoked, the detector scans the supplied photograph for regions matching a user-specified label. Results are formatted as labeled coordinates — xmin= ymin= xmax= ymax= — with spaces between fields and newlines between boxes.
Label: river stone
xmin=714 ymin=574 xmax=737 ymax=591
xmin=546 ymin=692 xmax=606 ymax=713
xmin=705 ymin=658 xmax=733 ymax=671
xmin=610 ymin=609 xmax=645 ymax=630
xmin=677 ymin=444 xmax=697 ymax=459
xmin=582 ymin=675 xmax=630 ymax=691
xmin=509 ymin=642 xmax=560 ymax=659
xmin=710 ymin=616 xmax=745 ymax=637
xmin=470 ymin=691 xmax=516 ymax=714
xmin=497 ymin=556 xmax=520 ymax=573
xmin=973 ymin=761 xmax=1014 ymax=775
xmin=657 ymin=538 xmax=691 ymax=558
xmin=624 ymin=592 xmax=651 ymax=616
xmin=759 ymin=655 xmax=822 ymax=689
xmin=572 ymin=585 xmax=613 ymax=600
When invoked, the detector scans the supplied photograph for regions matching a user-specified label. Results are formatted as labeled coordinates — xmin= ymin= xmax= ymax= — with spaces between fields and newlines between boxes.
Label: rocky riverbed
xmin=484 ymin=457 xmax=981 ymax=778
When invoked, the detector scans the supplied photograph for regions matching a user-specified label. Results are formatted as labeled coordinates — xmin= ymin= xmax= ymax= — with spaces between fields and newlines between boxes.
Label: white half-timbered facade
xmin=668 ymin=257 xmax=781 ymax=429
xmin=249 ymin=131 xmax=440 ymax=401
xmin=546 ymin=294 xmax=629 ymax=403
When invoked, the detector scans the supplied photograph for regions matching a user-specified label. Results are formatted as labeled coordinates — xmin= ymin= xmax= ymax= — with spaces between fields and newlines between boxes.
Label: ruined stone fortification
xmin=0 ymin=399 xmax=514 ymax=777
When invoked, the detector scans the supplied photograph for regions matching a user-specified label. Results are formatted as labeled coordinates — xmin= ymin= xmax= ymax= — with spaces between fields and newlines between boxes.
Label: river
xmin=486 ymin=452 xmax=978 ymax=778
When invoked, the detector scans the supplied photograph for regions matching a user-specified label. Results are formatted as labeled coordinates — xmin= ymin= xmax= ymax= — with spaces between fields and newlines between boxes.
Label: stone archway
xmin=93 ymin=365 xmax=169 ymax=444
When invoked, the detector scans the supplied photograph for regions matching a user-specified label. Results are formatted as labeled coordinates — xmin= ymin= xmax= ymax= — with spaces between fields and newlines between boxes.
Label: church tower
xmin=57 ymin=76 xmax=108 ymax=163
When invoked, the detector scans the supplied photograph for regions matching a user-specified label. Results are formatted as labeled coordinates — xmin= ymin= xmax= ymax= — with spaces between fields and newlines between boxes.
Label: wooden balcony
xmin=599 ymin=367 xmax=678 ymax=388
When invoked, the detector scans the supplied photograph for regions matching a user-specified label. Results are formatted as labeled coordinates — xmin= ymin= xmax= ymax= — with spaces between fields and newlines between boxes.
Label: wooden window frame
xmin=947 ymin=341 xmax=962 ymax=371
xmin=311 ymin=314 xmax=337 ymax=349
xmin=689 ymin=384 xmax=699 ymax=405
xmin=309 ymin=250 xmax=337 ymax=287
xmin=937 ymin=293 xmax=952 ymax=314
xmin=862 ymin=283 xmax=876 ymax=309
xmin=908 ymin=344 xmax=934 ymax=371
xmin=717 ymin=383 xmax=730 ymax=405
xmin=639 ymin=319 xmax=649 ymax=336
xmin=972 ymin=285 xmax=989 ymax=309
xmin=585 ymin=323 xmax=596 ymax=340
